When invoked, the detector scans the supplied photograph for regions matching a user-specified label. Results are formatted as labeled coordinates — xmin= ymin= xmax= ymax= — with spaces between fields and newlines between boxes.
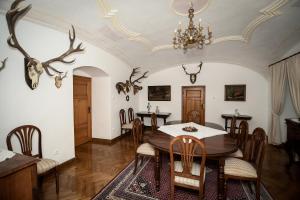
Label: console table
xmin=221 ymin=114 xmax=252 ymax=132
xmin=137 ymin=111 xmax=171 ymax=124
xmin=0 ymin=153 xmax=38 ymax=200
xmin=285 ymin=118 xmax=300 ymax=168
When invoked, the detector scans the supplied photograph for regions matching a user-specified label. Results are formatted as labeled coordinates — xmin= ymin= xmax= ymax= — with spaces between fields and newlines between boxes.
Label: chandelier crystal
xmin=173 ymin=3 xmax=212 ymax=53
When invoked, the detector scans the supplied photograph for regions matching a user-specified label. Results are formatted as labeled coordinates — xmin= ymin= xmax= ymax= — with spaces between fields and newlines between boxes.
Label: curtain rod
xmin=269 ymin=51 xmax=300 ymax=67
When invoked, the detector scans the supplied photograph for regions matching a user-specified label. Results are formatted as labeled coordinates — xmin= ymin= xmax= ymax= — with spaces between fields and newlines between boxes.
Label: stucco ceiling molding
xmin=97 ymin=0 xmax=153 ymax=50
xmin=152 ymin=0 xmax=289 ymax=52
xmin=171 ymin=0 xmax=212 ymax=16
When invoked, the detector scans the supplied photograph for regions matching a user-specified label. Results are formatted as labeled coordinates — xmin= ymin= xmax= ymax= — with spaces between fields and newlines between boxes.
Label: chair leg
xmin=38 ymin=176 xmax=43 ymax=193
xmin=170 ymin=180 xmax=174 ymax=200
xmin=256 ymin=180 xmax=260 ymax=200
xmin=224 ymin=179 xmax=227 ymax=200
xmin=55 ymin=167 xmax=59 ymax=194
xmin=140 ymin=156 xmax=144 ymax=166
xmin=133 ymin=154 xmax=139 ymax=174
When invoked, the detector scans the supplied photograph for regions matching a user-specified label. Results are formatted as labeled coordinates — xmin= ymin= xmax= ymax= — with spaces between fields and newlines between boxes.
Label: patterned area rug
xmin=93 ymin=155 xmax=273 ymax=200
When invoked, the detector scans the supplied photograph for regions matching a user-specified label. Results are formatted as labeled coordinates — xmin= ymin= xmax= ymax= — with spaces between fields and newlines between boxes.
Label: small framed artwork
xmin=148 ymin=85 xmax=171 ymax=101
xmin=224 ymin=85 xmax=246 ymax=101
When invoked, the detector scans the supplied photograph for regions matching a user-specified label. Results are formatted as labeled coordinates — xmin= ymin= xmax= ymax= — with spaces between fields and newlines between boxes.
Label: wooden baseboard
xmin=58 ymin=157 xmax=76 ymax=170
xmin=92 ymin=133 xmax=129 ymax=145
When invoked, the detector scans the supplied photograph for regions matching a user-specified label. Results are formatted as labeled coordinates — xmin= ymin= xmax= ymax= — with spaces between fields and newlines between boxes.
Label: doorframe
xmin=181 ymin=85 xmax=206 ymax=122
xmin=73 ymin=75 xmax=92 ymax=147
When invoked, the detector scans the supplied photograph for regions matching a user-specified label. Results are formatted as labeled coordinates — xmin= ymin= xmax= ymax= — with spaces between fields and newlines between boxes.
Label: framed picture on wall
xmin=224 ymin=84 xmax=246 ymax=101
xmin=148 ymin=85 xmax=171 ymax=101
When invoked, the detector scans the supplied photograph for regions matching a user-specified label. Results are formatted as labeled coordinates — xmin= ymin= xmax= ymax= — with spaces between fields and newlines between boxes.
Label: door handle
xmin=88 ymin=107 xmax=91 ymax=113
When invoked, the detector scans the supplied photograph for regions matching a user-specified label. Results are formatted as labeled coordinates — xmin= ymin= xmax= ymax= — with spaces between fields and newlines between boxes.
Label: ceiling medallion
xmin=173 ymin=3 xmax=212 ymax=53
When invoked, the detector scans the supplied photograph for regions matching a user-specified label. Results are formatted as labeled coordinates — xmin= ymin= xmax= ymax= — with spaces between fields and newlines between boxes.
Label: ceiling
xmin=1 ymin=0 xmax=300 ymax=75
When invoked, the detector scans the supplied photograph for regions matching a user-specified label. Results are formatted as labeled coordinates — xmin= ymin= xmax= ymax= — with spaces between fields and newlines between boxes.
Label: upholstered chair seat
xmin=37 ymin=158 xmax=59 ymax=175
xmin=174 ymin=161 xmax=206 ymax=187
xmin=225 ymin=157 xmax=257 ymax=178
xmin=228 ymin=148 xmax=243 ymax=158
xmin=121 ymin=122 xmax=133 ymax=129
xmin=137 ymin=143 xmax=155 ymax=156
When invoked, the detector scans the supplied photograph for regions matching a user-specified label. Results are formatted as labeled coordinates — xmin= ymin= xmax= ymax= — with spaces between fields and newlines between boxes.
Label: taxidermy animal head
xmin=6 ymin=0 xmax=84 ymax=89
xmin=0 ymin=58 xmax=8 ymax=71
xmin=116 ymin=67 xmax=148 ymax=95
xmin=182 ymin=62 xmax=203 ymax=84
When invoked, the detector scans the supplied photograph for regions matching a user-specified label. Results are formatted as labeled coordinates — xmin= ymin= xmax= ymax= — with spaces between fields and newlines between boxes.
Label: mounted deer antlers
xmin=0 ymin=58 xmax=8 ymax=71
xmin=182 ymin=62 xmax=203 ymax=84
xmin=6 ymin=0 xmax=84 ymax=89
xmin=116 ymin=67 xmax=148 ymax=96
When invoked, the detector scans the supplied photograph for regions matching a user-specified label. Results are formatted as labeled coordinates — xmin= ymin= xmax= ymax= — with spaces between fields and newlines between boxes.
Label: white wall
xmin=0 ymin=15 xmax=137 ymax=163
xmin=138 ymin=63 xmax=269 ymax=133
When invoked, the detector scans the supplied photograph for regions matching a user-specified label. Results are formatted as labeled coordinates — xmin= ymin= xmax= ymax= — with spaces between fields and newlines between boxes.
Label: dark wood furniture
xmin=132 ymin=118 xmax=155 ymax=174
xmin=229 ymin=120 xmax=249 ymax=158
xmin=136 ymin=111 xmax=171 ymax=124
xmin=165 ymin=120 xmax=225 ymax=131
xmin=182 ymin=86 xmax=205 ymax=125
xmin=151 ymin=113 xmax=158 ymax=132
xmin=170 ymin=135 xmax=207 ymax=200
xmin=119 ymin=109 xmax=132 ymax=134
xmin=186 ymin=110 xmax=201 ymax=125
xmin=6 ymin=125 xmax=59 ymax=194
xmin=285 ymin=118 xmax=300 ymax=168
xmin=128 ymin=107 xmax=134 ymax=123
xmin=0 ymin=154 xmax=38 ymax=200
xmin=221 ymin=114 xmax=252 ymax=132
xmin=224 ymin=128 xmax=267 ymax=200
xmin=148 ymin=131 xmax=237 ymax=200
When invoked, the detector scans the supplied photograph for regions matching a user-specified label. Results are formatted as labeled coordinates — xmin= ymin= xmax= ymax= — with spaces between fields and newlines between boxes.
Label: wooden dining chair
xmin=224 ymin=127 xmax=267 ymax=200
xmin=6 ymin=125 xmax=59 ymax=194
xmin=186 ymin=110 xmax=202 ymax=125
xmin=119 ymin=109 xmax=132 ymax=135
xmin=132 ymin=118 xmax=155 ymax=174
xmin=151 ymin=113 xmax=158 ymax=132
xmin=128 ymin=107 xmax=134 ymax=124
xmin=228 ymin=120 xmax=249 ymax=158
xmin=228 ymin=116 xmax=237 ymax=137
xmin=169 ymin=135 xmax=207 ymax=200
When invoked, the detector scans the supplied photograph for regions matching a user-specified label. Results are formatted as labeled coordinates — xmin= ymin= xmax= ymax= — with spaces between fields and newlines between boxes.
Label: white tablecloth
xmin=158 ymin=122 xmax=227 ymax=139
xmin=0 ymin=148 xmax=15 ymax=162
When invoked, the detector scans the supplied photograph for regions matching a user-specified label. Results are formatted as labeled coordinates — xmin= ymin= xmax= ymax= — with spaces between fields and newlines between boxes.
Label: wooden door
xmin=73 ymin=75 xmax=92 ymax=146
xmin=182 ymin=86 xmax=205 ymax=125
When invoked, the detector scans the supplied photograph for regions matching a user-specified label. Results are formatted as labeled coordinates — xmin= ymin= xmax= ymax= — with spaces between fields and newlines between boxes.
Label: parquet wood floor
xmin=42 ymin=134 xmax=300 ymax=200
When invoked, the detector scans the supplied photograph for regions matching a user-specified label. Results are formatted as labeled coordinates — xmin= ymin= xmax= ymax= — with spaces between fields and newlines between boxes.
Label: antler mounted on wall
xmin=182 ymin=62 xmax=203 ymax=84
xmin=6 ymin=0 xmax=84 ymax=89
xmin=116 ymin=67 xmax=148 ymax=96
xmin=0 ymin=58 xmax=8 ymax=72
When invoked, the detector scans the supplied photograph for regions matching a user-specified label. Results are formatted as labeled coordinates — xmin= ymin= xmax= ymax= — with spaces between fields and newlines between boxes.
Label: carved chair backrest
xmin=132 ymin=118 xmax=143 ymax=150
xmin=6 ymin=125 xmax=42 ymax=158
xmin=151 ymin=113 xmax=158 ymax=132
xmin=119 ymin=109 xmax=126 ymax=126
xmin=237 ymin=120 xmax=249 ymax=152
xmin=229 ymin=116 xmax=237 ymax=138
xmin=244 ymin=127 xmax=267 ymax=177
xmin=128 ymin=108 xmax=134 ymax=123
xmin=170 ymin=135 xmax=207 ymax=192
xmin=187 ymin=110 xmax=201 ymax=125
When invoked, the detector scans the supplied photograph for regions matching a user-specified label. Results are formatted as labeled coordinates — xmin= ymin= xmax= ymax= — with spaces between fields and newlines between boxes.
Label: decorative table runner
xmin=158 ymin=122 xmax=227 ymax=139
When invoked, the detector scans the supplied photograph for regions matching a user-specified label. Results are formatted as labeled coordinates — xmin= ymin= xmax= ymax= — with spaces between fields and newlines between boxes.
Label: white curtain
xmin=286 ymin=54 xmax=300 ymax=116
xmin=269 ymin=61 xmax=287 ymax=145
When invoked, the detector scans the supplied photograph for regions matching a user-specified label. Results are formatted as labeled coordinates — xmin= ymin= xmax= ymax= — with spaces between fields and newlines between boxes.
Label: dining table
xmin=147 ymin=122 xmax=237 ymax=200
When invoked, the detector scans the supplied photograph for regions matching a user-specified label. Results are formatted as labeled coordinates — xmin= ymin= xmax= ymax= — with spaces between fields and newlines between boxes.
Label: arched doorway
xmin=73 ymin=66 xmax=110 ymax=146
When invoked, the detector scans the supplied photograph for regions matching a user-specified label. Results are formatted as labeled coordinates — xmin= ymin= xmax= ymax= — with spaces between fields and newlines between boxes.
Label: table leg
xmin=154 ymin=149 xmax=160 ymax=191
xmin=163 ymin=117 xmax=167 ymax=124
xmin=218 ymin=158 xmax=225 ymax=200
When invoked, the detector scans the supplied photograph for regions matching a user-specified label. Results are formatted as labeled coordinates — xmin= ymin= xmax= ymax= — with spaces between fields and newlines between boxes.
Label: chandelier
xmin=173 ymin=3 xmax=212 ymax=52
